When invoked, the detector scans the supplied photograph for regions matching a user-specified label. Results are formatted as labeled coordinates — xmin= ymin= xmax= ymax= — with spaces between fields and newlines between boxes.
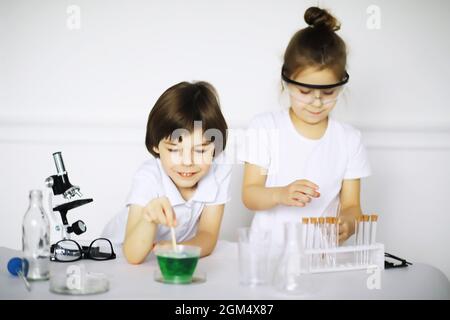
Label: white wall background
xmin=1 ymin=0 xmax=449 ymax=278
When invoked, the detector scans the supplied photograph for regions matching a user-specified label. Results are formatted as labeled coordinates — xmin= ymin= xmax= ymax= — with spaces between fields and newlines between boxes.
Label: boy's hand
xmin=338 ymin=215 xmax=356 ymax=245
xmin=142 ymin=196 xmax=177 ymax=227
xmin=276 ymin=179 xmax=320 ymax=207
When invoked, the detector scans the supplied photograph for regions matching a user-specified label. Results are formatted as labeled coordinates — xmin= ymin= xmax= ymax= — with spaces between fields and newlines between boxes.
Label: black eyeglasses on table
xmin=50 ymin=238 xmax=116 ymax=262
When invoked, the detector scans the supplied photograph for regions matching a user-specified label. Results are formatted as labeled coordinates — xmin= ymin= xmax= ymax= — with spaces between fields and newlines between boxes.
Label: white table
xmin=1 ymin=241 xmax=449 ymax=300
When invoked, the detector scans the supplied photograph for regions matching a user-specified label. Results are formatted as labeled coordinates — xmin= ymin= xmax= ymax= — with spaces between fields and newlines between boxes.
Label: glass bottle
xmin=22 ymin=189 xmax=50 ymax=280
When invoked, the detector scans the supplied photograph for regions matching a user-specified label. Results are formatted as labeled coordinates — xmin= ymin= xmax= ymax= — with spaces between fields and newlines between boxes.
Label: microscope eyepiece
xmin=52 ymin=152 xmax=66 ymax=175
xmin=47 ymin=152 xmax=81 ymax=199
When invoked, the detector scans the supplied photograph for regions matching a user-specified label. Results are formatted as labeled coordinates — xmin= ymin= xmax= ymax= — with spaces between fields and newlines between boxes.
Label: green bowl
xmin=155 ymin=245 xmax=201 ymax=284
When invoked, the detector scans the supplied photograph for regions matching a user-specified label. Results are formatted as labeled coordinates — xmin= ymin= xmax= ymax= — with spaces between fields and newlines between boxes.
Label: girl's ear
xmin=153 ymin=146 xmax=160 ymax=154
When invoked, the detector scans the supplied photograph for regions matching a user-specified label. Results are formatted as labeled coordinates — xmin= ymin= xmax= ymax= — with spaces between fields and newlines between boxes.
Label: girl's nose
xmin=311 ymin=90 xmax=323 ymax=107
xmin=312 ymin=97 xmax=323 ymax=107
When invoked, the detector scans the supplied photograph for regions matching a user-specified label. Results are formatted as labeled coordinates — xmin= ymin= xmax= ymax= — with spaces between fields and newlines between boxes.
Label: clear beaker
xmin=238 ymin=227 xmax=271 ymax=286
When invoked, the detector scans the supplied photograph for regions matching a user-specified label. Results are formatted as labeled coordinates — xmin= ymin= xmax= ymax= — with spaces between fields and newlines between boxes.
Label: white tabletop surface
xmin=1 ymin=241 xmax=449 ymax=300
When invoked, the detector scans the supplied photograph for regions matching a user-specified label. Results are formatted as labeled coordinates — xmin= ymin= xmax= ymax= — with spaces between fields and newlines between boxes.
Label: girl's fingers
xmin=292 ymin=191 xmax=311 ymax=203
xmin=339 ymin=226 xmax=348 ymax=238
xmin=289 ymin=198 xmax=306 ymax=207
xmin=339 ymin=223 xmax=348 ymax=235
xmin=294 ymin=185 xmax=320 ymax=197
xmin=338 ymin=222 xmax=352 ymax=243
xmin=295 ymin=180 xmax=319 ymax=190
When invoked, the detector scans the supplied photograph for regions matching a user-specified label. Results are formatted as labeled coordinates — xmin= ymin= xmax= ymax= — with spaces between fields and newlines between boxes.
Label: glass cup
xmin=154 ymin=245 xmax=201 ymax=284
xmin=238 ymin=227 xmax=271 ymax=286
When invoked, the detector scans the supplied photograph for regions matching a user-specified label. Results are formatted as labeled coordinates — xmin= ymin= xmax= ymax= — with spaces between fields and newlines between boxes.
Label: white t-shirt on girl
xmin=238 ymin=110 xmax=371 ymax=244
xmin=102 ymin=152 xmax=232 ymax=245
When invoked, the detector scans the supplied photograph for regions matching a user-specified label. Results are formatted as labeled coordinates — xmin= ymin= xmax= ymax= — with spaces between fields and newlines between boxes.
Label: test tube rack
xmin=303 ymin=242 xmax=385 ymax=274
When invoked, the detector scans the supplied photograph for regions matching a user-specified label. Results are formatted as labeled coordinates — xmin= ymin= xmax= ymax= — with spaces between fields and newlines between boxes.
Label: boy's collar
xmin=191 ymin=165 xmax=218 ymax=203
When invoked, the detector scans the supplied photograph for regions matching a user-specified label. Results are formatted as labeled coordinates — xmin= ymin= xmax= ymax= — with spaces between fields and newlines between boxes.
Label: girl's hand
xmin=276 ymin=179 xmax=320 ymax=207
xmin=142 ymin=196 xmax=177 ymax=228
xmin=338 ymin=215 xmax=356 ymax=244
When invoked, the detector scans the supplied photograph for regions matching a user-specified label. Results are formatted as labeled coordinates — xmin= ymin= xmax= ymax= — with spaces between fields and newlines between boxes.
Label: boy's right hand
xmin=142 ymin=196 xmax=177 ymax=227
xmin=276 ymin=180 xmax=320 ymax=207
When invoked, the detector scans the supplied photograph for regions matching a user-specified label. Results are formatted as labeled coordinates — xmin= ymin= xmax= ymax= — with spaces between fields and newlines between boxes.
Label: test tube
xmin=306 ymin=218 xmax=314 ymax=250
xmin=325 ymin=217 xmax=333 ymax=267
xmin=360 ymin=215 xmax=366 ymax=265
xmin=355 ymin=216 xmax=364 ymax=265
xmin=354 ymin=216 xmax=358 ymax=265
xmin=363 ymin=215 xmax=371 ymax=265
xmin=334 ymin=217 xmax=339 ymax=265
xmin=318 ymin=217 xmax=326 ymax=268
xmin=336 ymin=217 xmax=341 ymax=248
xmin=369 ymin=214 xmax=378 ymax=264
xmin=327 ymin=217 xmax=335 ymax=266
xmin=301 ymin=217 xmax=309 ymax=272
xmin=302 ymin=217 xmax=309 ymax=250
xmin=325 ymin=217 xmax=332 ymax=247
xmin=310 ymin=217 xmax=319 ymax=269
xmin=318 ymin=217 xmax=325 ymax=245
xmin=370 ymin=214 xmax=378 ymax=244
xmin=305 ymin=217 xmax=314 ymax=271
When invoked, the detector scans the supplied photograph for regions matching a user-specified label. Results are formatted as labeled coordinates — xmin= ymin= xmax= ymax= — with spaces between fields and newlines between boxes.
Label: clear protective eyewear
xmin=282 ymin=67 xmax=349 ymax=106
xmin=50 ymin=238 xmax=116 ymax=262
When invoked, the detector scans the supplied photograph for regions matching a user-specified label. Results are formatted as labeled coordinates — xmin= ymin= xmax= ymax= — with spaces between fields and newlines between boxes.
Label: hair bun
xmin=304 ymin=7 xmax=340 ymax=31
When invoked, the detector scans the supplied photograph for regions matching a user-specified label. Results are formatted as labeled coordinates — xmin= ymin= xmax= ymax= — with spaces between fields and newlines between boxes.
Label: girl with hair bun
xmin=241 ymin=7 xmax=371 ymax=245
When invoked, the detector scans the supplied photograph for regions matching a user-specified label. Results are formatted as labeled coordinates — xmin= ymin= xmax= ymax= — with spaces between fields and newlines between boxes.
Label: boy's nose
xmin=181 ymin=150 xmax=193 ymax=166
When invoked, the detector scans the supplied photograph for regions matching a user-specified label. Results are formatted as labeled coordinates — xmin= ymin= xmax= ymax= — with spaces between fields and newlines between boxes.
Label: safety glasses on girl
xmin=281 ymin=67 xmax=350 ymax=106
xmin=50 ymin=238 xmax=116 ymax=262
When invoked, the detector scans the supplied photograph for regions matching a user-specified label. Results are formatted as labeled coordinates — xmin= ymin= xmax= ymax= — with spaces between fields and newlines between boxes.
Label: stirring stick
xmin=336 ymin=201 xmax=341 ymax=244
xmin=170 ymin=227 xmax=178 ymax=252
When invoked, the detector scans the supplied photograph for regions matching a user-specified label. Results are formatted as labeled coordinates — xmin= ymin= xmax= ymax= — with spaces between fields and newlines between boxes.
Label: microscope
xmin=45 ymin=152 xmax=93 ymax=244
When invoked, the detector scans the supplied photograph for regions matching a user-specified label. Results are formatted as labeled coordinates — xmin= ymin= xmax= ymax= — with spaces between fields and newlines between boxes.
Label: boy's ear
xmin=153 ymin=146 xmax=160 ymax=154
